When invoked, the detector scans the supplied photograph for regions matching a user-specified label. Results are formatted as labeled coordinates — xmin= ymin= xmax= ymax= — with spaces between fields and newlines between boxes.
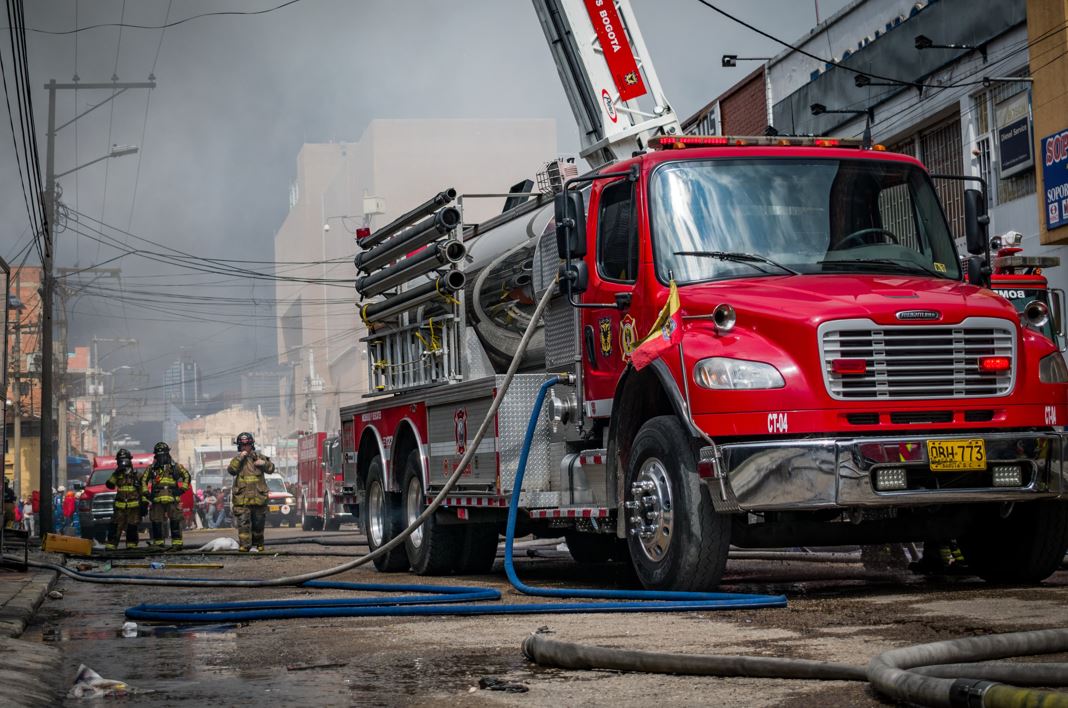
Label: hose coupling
xmin=949 ymin=678 xmax=996 ymax=708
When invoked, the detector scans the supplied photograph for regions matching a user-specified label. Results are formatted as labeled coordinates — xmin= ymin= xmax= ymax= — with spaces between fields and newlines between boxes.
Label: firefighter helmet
xmin=116 ymin=448 xmax=132 ymax=461
xmin=153 ymin=441 xmax=170 ymax=455
xmin=236 ymin=432 xmax=255 ymax=449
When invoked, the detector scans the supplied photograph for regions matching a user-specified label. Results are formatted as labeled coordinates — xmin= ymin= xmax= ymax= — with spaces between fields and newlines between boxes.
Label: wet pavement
xmin=21 ymin=527 xmax=1068 ymax=706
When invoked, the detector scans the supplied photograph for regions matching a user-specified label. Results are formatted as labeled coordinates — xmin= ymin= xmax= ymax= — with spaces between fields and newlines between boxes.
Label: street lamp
xmin=914 ymin=34 xmax=986 ymax=62
xmin=722 ymin=55 xmax=771 ymax=68
xmin=810 ymin=103 xmax=874 ymax=148
xmin=54 ymin=144 xmax=138 ymax=180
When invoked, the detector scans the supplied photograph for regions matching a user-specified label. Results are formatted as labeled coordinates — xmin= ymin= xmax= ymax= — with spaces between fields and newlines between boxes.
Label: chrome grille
xmin=820 ymin=317 xmax=1015 ymax=400
xmin=91 ymin=492 xmax=116 ymax=521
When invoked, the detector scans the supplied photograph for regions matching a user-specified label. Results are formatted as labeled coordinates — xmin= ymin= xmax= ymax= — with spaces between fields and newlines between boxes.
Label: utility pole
xmin=39 ymin=77 xmax=155 ymax=538
xmin=11 ymin=270 xmax=21 ymax=499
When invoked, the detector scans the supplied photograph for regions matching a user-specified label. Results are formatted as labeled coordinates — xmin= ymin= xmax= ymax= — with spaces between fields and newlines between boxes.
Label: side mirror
xmin=560 ymin=260 xmax=589 ymax=294
xmin=554 ymin=191 xmax=586 ymax=259
xmin=964 ymin=188 xmax=989 ymax=256
xmin=967 ymin=256 xmax=990 ymax=288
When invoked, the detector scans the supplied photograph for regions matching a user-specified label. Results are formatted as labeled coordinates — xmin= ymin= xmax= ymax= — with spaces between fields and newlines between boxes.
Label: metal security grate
xmin=820 ymin=318 xmax=1015 ymax=400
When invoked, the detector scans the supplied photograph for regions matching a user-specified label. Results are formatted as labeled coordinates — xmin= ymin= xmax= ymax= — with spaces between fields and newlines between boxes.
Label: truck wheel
xmin=455 ymin=524 xmax=499 ymax=574
xmin=324 ymin=494 xmax=342 ymax=531
xmin=300 ymin=497 xmax=315 ymax=532
xmin=402 ymin=451 xmax=461 ymax=575
xmin=625 ymin=416 xmax=731 ymax=591
xmin=959 ymin=500 xmax=1068 ymax=583
xmin=564 ymin=530 xmax=628 ymax=564
xmin=364 ymin=456 xmax=409 ymax=572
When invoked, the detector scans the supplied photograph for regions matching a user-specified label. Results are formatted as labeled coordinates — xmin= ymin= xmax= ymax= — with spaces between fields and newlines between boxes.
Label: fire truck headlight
xmin=693 ymin=357 xmax=785 ymax=390
xmin=1039 ymin=352 xmax=1068 ymax=383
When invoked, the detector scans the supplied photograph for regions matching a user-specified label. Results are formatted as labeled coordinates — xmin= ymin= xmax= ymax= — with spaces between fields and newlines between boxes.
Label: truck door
xmin=582 ymin=177 xmax=640 ymax=409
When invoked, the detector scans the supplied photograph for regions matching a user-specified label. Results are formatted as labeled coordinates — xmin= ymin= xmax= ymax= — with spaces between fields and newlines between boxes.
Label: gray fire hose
xmin=523 ymin=630 xmax=1068 ymax=707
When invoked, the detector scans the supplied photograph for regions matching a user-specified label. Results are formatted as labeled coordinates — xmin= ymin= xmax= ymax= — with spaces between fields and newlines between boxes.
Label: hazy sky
xmin=1 ymin=0 xmax=850 ymax=406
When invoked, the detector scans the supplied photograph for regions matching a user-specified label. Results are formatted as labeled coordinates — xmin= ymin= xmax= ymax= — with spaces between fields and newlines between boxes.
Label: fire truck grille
xmin=820 ymin=318 xmax=1015 ymax=400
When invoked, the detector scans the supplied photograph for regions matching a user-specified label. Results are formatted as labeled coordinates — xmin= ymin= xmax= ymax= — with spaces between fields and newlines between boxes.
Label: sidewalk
xmin=0 ymin=561 xmax=66 ymax=705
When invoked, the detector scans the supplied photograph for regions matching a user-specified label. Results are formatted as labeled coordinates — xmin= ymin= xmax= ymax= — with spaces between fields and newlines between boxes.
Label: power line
xmin=125 ymin=0 xmax=170 ymax=233
xmin=24 ymin=0 xmax=305 ymax=35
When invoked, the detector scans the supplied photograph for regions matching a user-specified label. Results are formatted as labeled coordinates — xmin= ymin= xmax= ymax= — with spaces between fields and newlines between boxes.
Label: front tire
xmin=402 ymin=452 xmax=461 ymax=575
xmin=625 ymin=416 xmax=731 ymax=591
xmin=363 ymin=456 xmax=409 ymax=572
xmin=324 ymin=493 xmax=342 ymax=531
xmin=959 ymin=500 xmax=1068 ymax=583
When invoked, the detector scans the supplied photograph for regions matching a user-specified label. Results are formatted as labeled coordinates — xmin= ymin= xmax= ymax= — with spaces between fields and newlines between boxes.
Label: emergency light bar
xmin=654 ymin=135 xmax=875 ymax=150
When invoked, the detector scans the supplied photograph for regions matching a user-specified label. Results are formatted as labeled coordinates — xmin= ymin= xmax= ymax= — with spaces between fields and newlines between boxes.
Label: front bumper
xmin=700 ymin=431 xmax=1067 ymax=512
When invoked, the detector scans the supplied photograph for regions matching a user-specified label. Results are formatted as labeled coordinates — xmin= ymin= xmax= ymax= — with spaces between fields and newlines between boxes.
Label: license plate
xmin=926 ymin=439 xmax=986 ymax=471
xmin=269 ymin=505 xmax=280 ymax=512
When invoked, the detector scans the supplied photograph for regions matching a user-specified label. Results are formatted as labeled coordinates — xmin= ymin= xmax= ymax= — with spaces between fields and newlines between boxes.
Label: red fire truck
xmin=338 ymin=0 xmax=1068 ymax=589
xmin=988 ymin=232 xmax=1063 ymax=345
xmin=296 ymin=432 xmax=354 ymax=531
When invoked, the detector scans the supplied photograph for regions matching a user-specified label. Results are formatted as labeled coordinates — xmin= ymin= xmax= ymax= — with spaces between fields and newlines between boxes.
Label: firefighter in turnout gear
xmin=144 ymin=442 xmax=190 ymax=549
xmin=104 ymin=449 xmax=142 ymax=550
xmin=228 ymin=432 xmax=274 ymax=552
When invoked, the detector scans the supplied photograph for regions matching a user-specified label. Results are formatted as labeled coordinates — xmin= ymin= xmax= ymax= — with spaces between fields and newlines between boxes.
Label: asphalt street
xmin=21 ymin=527 xmax=1068 ymax=706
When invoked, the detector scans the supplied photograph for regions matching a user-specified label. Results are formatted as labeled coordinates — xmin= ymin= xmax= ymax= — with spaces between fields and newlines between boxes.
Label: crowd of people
xmin=193 ymin=486 xmax=231 ymax=529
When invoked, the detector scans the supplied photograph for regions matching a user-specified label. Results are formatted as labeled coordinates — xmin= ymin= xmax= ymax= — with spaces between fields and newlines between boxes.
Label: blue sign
xmin=1041 ymin=129 xmax=1068 ymax=231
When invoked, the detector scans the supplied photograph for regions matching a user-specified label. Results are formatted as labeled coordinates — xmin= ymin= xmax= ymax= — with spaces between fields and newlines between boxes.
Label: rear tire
xmin=625 ymin=415 xmax=731 ymax=591
xmin=455 ymin=524 xmax=499 ymax=574
xmin=363 ymin=456 xmax=409 ymax=572
xmin=324 ymin=494 xmax=342 ymax=531
xmin=959 ymin=500 xmax=1068 ymax=583
xmin=564 ymin=530 xmax=628 ymax=564
xmin=300 ymin=496 xmax=314 ymax=532
xmin=402 ymin=452 xmax=461 ymax=575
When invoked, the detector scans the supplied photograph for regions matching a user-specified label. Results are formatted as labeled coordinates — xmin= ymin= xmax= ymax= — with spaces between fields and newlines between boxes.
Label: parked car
xmin=225 ymin=473 xmax=296 ymax=527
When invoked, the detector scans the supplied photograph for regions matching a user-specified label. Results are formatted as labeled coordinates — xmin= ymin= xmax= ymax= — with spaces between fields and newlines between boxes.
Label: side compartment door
xmin=582 ymin=177 xmax=640 ymax=409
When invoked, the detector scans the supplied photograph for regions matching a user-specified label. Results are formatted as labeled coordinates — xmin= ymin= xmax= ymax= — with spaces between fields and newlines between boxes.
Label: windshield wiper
xmin=818 ymin=258 xmax=946 ymax=278
xmin=674 ymin=251 xmax=800 ymax=275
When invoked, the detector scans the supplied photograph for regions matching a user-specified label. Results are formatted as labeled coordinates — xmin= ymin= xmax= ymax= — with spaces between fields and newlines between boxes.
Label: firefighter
xmin=104 ymin=449 xmax=142 ymax=550
xmin=228 ymin=432 xmax=274 ymax=552
xmin=144 ymin=442 xmax=191 ymax=550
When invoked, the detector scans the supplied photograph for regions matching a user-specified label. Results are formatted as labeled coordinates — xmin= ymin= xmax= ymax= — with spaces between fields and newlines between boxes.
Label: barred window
xmin=920 ymin=119 xmax=966 ymax=239
xmin=971 ymin=75 xmax=1036 ymax=205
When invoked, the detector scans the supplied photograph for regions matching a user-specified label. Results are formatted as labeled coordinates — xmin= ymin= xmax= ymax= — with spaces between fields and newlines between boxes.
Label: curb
xmin=0 ymin=569 xmax=58 ymax=639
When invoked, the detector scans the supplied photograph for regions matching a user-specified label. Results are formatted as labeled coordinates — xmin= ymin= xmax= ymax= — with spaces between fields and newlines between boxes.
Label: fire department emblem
xmin=620 ymin=315 xmax=637 ymax=360
xmin=599 ymin=317 xmax=613 ymax=357
xmin=454 ymin=408 xmax=467 ymax=455
xmin=623 ymin=71 xmax=639 ymax=86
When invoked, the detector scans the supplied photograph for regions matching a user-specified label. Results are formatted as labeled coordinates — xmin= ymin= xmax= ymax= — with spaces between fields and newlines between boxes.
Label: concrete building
xmin=4 ymin=265 xmax=41 ymax=499
xmin=164 ymin=350 xmax=200 ymax=406
xmin=273 ymin=118 xmax=557 ymax=435
xmin=685 ymin=0 xmax=1065 ymax=291
xmin=175 ymin=404 xmax=277 ymax=474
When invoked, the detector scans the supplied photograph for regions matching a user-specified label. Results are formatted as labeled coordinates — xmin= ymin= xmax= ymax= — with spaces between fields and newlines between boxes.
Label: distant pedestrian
xmin=228 ymin=432 xmax=274 ymax=552
xmin=2 ymin=477 xmax=15 ymax=529
xmin=63 ymin=489 xmax=80 ymax=535
xmin=52 ymin=487 xmax=64 ymax=533
xmin=23 ymin=492 xmax=37 ymax=537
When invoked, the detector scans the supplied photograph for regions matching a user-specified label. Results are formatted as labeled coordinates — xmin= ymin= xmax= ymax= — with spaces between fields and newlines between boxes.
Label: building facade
xmin=273 ymin=118 xmax=557 ymax=436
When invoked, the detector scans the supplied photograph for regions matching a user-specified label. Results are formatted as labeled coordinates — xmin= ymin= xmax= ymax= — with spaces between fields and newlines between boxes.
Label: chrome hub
xmin=628 ymin=457 xmax=673 ymax=562
xmin=368 ymin=482 xmax=385 ymax=547
xmin=405 ymin=476 xmax=424 ymax=549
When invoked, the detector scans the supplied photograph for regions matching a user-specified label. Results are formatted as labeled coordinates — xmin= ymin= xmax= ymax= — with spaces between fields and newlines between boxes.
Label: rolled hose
xmin=523 ymin=630 xmax=1068 ymax=707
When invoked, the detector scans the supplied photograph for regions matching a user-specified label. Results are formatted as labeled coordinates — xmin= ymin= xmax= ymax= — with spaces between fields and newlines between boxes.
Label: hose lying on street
xmin=523 ymin=630 xmax=1068 ymax=708
xmin=13 ymin=280 xmax=786 ymax=620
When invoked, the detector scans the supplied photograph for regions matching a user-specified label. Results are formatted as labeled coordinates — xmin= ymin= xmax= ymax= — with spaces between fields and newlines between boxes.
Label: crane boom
xmin=532 ymin=0 xmax=681 ymax=168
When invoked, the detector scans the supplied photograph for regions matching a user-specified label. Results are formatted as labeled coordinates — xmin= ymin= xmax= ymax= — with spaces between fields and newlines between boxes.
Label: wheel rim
xmin=324 ymin=494 xmax=332 ymax=526
xmin=405 ymin=475 xmax=424 ymax=550
xmin=630 ymin=457 xmax=674 ymax=563
xmin=368 ymin=481 xmax=385 ymax=547
xmin=300 ymin=496 xmax=308 ymax=527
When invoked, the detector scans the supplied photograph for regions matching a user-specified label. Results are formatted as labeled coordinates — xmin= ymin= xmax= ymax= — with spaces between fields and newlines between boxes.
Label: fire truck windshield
xmin=650 ymin=158 xmax=961 ymax=284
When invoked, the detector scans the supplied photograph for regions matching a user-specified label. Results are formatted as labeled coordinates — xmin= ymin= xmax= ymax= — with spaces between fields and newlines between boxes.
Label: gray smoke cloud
xmin=2 ymin=0 xmax=849 ymax=414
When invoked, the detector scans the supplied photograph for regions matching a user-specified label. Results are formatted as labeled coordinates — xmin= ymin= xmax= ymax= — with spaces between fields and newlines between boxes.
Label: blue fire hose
xmin=117 ymin=376 xmax=784 ymax=622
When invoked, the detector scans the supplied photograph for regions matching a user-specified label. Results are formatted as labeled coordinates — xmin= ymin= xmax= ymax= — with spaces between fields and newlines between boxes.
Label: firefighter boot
xmin=168 ymin=518 xmax=183 ymax=550
xmin=105 ymin=523 xmax=121 ymax=551
xmin=124 ymin=523 xmax=139 ymax=549
xmin=150 ymin=522 xmax=166 ymax=551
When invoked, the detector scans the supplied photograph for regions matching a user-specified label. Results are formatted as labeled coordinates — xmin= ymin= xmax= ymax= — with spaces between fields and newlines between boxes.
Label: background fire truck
xmin=337 ymin=0 xmax=1068 ymax=589
xmin=296 ymin=432 xmax=355 ymax=531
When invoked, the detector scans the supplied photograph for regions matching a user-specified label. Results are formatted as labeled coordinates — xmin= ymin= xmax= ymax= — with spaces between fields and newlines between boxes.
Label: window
xmin=973 ymin=76 xmax=1036 ymax=205
xmin=597 ymin=180 xmax=638 ymax=282
xmin=919 ymin=119 xmax=965 ymax=238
